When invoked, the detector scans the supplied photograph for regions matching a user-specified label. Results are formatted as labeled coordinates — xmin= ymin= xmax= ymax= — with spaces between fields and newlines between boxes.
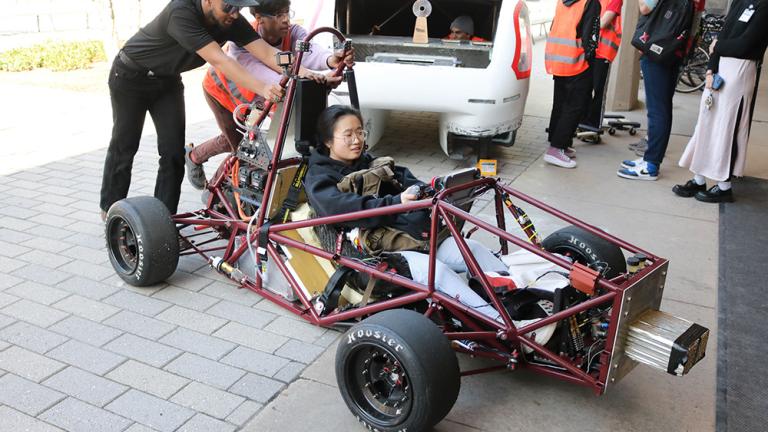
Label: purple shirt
xmin=228 ymin=24 xmax=332 ymax=94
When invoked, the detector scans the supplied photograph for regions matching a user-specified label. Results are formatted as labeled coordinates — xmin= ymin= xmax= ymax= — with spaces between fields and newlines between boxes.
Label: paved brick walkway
xmin=0 ymin=106 xmax=548 ymax=431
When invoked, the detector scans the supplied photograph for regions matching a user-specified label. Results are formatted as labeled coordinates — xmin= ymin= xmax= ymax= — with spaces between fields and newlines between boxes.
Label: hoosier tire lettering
xmin=347 ymin=328 xmax=404 ymax=353
xmin=135 ymin=233 xmax=144 ymax=280
xmin=568 ymin=235 xmax=598 ymax=261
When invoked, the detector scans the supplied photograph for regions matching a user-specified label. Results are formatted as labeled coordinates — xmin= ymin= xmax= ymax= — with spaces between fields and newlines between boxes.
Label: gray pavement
xmin=0 ymin=40 xmax=766 ymax=432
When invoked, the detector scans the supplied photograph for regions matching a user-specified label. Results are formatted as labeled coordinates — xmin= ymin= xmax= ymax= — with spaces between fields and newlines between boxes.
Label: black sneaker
xmin=672 ymin=179 xmax=707 ymax=198
xmin=694 ymin=185 xmax=734 ymax=203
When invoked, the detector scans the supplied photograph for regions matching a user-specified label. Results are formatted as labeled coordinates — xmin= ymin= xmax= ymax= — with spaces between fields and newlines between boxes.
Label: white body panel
xmin=309 ymin=0 xmax=531 ymax=155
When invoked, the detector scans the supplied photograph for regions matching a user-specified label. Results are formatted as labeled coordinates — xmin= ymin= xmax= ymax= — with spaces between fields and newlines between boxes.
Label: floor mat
xmin=717 ymin=176 xmax=768 ymax=432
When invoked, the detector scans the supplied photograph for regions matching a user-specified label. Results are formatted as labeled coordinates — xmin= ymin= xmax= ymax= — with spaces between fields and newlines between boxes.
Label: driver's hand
xmin=705 ymin=73 xmax=713 ymax=90
xmin=400 ymin=191 xmax=419 ymax=204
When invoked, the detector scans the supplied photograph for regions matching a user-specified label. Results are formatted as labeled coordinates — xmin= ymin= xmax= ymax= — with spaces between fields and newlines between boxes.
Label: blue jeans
xmin=640 ymin=57 xmax=680 ymax=166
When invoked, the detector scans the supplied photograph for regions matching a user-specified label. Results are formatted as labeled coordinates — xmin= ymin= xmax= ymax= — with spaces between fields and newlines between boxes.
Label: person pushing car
xmin=99 ymin=0 xmax=337 ymax=220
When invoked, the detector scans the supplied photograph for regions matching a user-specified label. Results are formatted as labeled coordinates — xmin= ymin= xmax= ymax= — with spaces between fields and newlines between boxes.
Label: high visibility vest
xmin=545 ymin=0 xmax=590 ymax=77
xmin=203 ymin=21 xmax=293 ymax=113
xmin=595 ymin=0 xmax=622 ymax=62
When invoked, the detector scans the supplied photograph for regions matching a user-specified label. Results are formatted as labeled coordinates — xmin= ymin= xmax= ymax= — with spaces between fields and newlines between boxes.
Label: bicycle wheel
xmin=676 ymin=47 xmax=710 ymax=93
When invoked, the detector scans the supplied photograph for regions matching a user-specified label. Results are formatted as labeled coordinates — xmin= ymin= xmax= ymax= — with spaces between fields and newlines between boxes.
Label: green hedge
xmin=0 ymin=40 xmax=106 ymax=72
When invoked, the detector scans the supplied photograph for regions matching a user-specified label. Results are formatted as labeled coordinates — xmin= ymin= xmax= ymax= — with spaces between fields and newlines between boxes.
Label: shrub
xmin=0 ymin=40 xmax=106 ymax=72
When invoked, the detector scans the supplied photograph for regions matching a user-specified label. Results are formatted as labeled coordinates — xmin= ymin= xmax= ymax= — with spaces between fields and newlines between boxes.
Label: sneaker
xmin=694 ymin=185 xmax=733 ymax=203
xmin=617 ymin=162 xmax=658 ymax=181
xmin=621 ymin=157 xmax=644 ymax=169
xmin=544 ymin=147 xmax=577 ymax=169
xmin=628 ymin=136 xmax=648 ymax=151
xmin=672 ymin=179 xmax=707 ymax=198
xmin=185 ymin=144 xmax=206 ymax=190
xmin=564 ymin=147 xmax=576 ymax=159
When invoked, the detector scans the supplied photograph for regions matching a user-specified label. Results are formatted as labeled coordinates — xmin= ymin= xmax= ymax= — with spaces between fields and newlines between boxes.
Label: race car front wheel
xmin=106 ymin=196 xmax=179 ymax=287
xmin=336 ymin=309 xmax=460 ymax=432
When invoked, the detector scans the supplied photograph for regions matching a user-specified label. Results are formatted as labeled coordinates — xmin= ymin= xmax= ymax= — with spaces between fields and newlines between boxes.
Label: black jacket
xmin=708 ymin=0 xmax=768 ymax=73
xmin=305 ymin=150 xmax=430 ymax=239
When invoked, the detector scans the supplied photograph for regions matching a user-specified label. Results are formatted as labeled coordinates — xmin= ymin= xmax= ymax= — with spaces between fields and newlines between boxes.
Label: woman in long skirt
xmin=674 ymin=0 xmax=768 ymax=202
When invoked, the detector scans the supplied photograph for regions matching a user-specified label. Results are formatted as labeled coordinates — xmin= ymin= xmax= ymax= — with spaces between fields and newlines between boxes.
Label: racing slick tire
xmin=336 ymin=309 xmax=460 ymax=432
xmin=105 ymin=197 xmax=179 ymax=287
xmin=542 ymin=225 xmax=626 ymax=278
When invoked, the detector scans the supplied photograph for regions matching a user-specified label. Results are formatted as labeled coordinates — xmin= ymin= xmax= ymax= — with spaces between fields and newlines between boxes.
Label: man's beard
xmin=205 ymin=9 xmax=233 ymax=28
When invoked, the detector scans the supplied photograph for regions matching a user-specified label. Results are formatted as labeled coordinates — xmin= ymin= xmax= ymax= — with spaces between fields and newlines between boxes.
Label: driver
xmin=305 ymin=105 xmax=508 ymax=320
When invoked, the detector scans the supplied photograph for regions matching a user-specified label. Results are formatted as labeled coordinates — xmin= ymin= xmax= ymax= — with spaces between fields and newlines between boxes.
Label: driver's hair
xmin=315 ymin=105 xmax=364 ymax=155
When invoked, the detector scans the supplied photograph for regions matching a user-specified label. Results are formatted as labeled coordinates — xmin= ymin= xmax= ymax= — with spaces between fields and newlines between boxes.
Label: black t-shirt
xmin=708 ymin=0 xmax=768 ymax=72
xmin=122 ymin=0 xmax=260 ymax=76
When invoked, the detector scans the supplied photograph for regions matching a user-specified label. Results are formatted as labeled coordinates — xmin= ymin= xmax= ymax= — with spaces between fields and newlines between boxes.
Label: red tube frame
xmin=171 ymin=27 xmax=668 ymax=396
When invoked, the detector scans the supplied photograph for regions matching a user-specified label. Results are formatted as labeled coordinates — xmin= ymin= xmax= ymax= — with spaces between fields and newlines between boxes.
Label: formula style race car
xmin=104 ymin=27 xmax=709 ymax=432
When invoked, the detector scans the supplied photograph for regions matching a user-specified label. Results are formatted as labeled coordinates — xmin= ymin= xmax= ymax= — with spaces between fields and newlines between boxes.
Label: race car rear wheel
xmin=106 ymin=197 xmax=179 ymax=286
xmin=542 ymin=225 xmax=626 ymax=278
xmin=336 ymin=309 xmax=460 ymax=432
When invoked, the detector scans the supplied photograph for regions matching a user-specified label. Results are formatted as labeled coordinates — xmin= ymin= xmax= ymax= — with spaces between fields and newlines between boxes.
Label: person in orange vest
xmin=544 ymin=0 xmax=601 ymax=168
xmin=445 ymin=15 xmax=487 ymax=42
xmin=581 ymin=0 xmax=622 ymax=130
xmin=185 ymin=0 xmax=353 ymax=189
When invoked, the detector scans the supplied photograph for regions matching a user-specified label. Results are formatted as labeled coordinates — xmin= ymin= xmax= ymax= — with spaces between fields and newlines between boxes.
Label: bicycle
xmin=676 ymin=13 xmax=725 ymax=93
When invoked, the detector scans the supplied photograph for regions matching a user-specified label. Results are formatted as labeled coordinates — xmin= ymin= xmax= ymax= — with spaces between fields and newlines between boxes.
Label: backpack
xmin=631 ymin=0 xmax=695 ymax=64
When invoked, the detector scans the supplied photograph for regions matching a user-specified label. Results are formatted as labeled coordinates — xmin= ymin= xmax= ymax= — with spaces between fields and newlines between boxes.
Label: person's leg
xmin=399 ymin=251 xmax=501 ymax=321
xmin=583 ymin=59 xmax=610 ymax=128
xmin=148 ymin=78 xmax=186 ymax=214
xmin=642 ymin=60 xmax=678 ymax=167
xmin=190 ymin=90 xmax=243 ymax=164
xmin=100 ymin=62 xmax=150 ymax=213
xmin=548 ymin=76 xmax=565 ymax=143
xmin=551 ymin=69 xmax=593 ymax=150
xmin=436 ymin=238 xmax=507 ymax=274
xmin=694 ymin=97 xmax=742 ymax=203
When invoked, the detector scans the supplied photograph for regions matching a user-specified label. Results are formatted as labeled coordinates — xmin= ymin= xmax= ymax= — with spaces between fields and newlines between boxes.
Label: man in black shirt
xmin=100 ymin=0 xmax=335 ymax=218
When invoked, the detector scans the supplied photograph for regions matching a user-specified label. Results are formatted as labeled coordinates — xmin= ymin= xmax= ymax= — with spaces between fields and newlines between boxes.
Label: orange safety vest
xmin=595 ymin=0 xmax=622 ymax=62
xmin=545 ymin=0 xmax=590 ymax=77
xmin=203 ymin=21 xmax=292 ymax=113
xmin=444 ymin=35 xmax=488 ymax=42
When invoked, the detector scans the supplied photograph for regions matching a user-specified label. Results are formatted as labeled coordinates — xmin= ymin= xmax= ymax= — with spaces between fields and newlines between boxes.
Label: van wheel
xmin=105 ymin=197 xmax=179 ymax=286
xmin=336 ymin=309 xmax=460 ymax=432
xmin=542 ymin=225 xmax=626 ymax=278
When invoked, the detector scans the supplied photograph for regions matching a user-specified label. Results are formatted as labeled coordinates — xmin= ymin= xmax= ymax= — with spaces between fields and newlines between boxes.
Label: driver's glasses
xmin=335 ymin=129 xmax=367 ymax=145
xmin=221 ymin=3 xmax=241 ymax=14
xmin=263 ymin=9 xmax=295 ymax=20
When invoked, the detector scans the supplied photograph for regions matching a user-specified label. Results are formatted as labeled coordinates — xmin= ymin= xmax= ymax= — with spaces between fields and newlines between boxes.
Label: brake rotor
xmin=412 ymin=0 xmax=432 ymax=18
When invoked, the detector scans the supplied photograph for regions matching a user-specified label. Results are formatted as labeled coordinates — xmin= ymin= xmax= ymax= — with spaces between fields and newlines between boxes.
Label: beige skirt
xmin=678 ymin=57 xmax=758 ymax=181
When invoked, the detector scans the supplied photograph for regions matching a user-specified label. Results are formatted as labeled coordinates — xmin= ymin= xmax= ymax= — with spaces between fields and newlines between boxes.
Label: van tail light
xmin=512 ymin=0 xmax=532 ymax=79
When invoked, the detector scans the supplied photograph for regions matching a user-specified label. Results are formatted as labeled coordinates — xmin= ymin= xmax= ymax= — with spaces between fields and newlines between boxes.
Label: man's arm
xmin=197 ymin=42 xmax=283 ymax=101
xmin=242 ymin=38 xmax=342 ymax=85
xmin=638 ymin=0 xmax=656 ymax=16
xmin=601 ymin=11 xmax=619 ymax=29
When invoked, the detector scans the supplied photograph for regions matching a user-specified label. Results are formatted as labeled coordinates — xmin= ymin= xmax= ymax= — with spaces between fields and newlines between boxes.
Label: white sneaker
xmin=621 ymin=157 xmax=644 ymax=169
xmin=544 ymin=147 xmax=577 ymax=169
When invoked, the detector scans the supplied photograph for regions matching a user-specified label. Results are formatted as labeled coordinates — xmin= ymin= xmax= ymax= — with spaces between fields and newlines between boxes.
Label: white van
xmin=296 ymin=0 xmax=533 ymax=158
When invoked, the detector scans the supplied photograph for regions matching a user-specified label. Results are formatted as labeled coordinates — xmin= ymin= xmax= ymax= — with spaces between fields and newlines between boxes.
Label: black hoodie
xmin=304 ymin=149 xmax=431 ymax=239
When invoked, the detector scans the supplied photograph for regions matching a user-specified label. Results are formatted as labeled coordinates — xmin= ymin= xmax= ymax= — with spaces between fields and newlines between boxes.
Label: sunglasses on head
xmin=221 ymin=3 xmax=241 ymax=14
